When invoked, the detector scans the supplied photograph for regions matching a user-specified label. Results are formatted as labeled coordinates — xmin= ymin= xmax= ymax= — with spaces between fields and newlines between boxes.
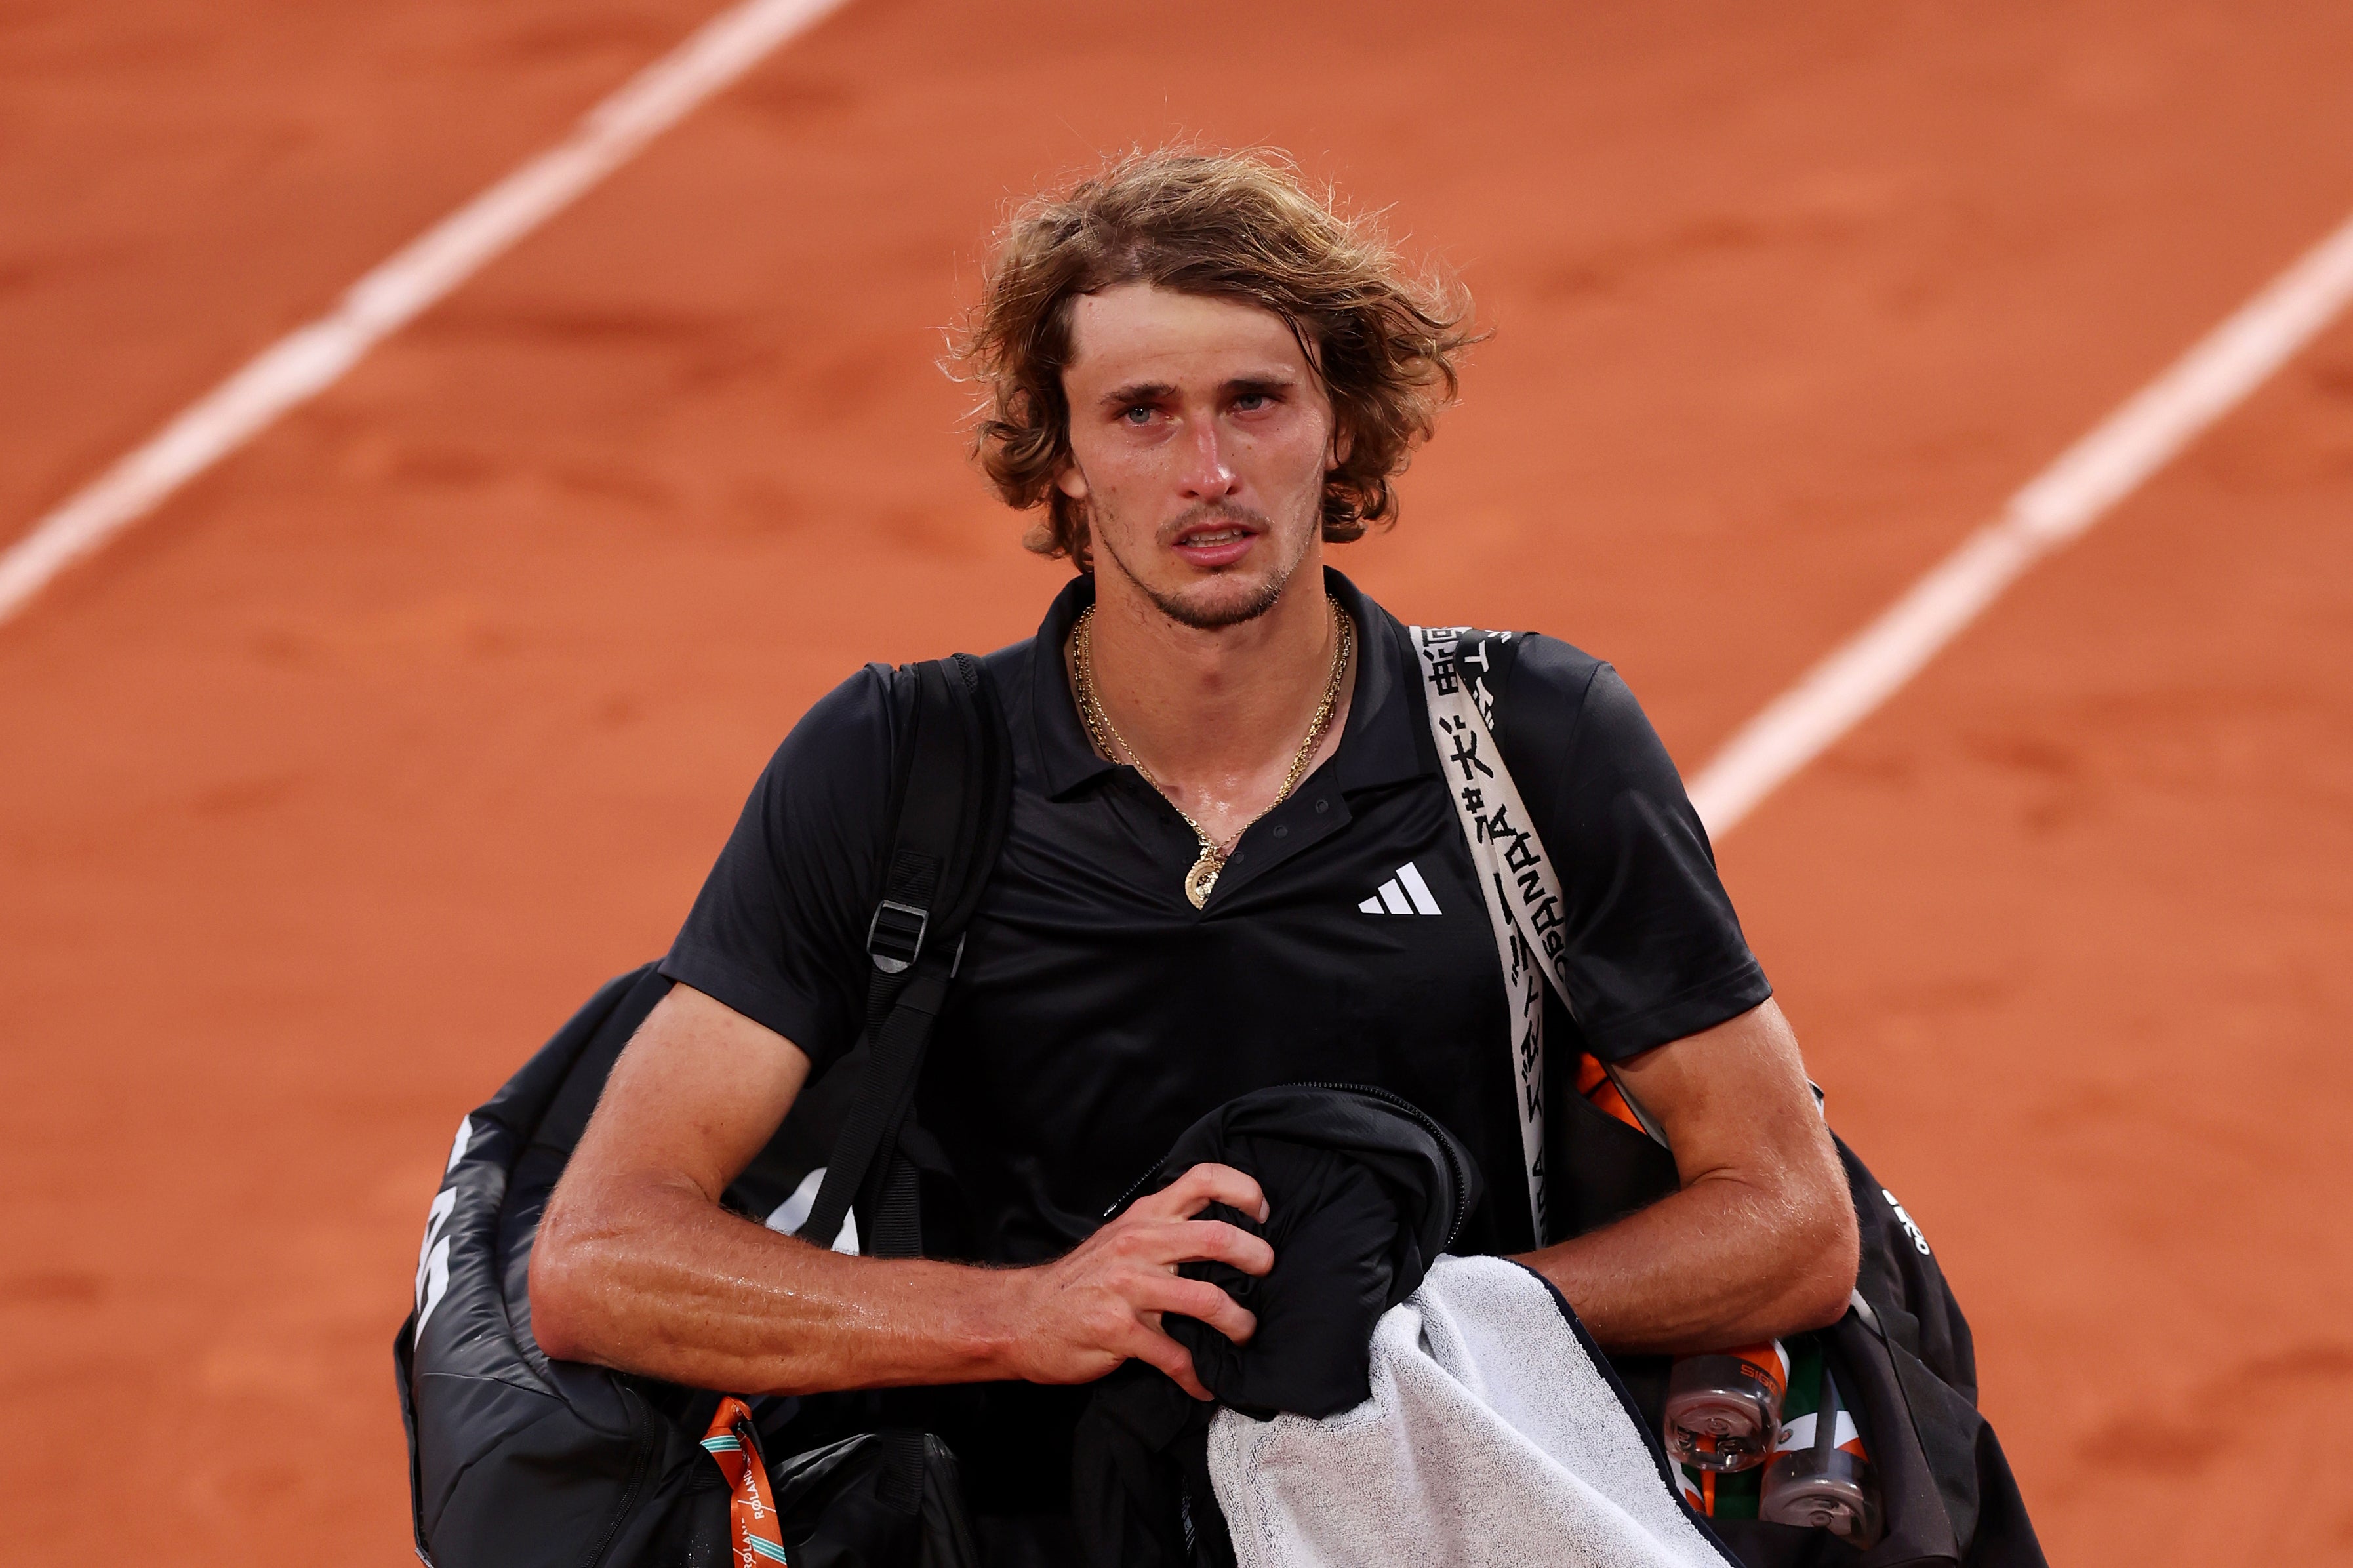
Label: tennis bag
xmin=1411 ymin=626 xmax=2046 ymax=1568
xmin=393 ymin=653 xmax=1012 ymax=1568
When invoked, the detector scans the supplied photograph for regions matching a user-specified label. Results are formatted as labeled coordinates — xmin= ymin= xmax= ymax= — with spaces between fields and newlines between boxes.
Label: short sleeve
xmin=658 ymin=665 xmax=899 ymax=1074
xmin=1498 ymin=636 xmax=1771 ymax=1060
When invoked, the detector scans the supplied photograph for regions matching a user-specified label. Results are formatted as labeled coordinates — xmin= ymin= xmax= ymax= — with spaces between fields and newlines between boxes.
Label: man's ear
xmin=1327 ymin=416 xmax=1354 ymax=471
xmin=1055 ymin=460 xmax=1090 ymax=502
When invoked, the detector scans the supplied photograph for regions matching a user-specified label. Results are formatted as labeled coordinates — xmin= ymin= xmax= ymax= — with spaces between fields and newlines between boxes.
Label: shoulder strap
xmin=795 ymin=653 xmax=1011 ymax=1260
xmin=1411 ymin=625 xmax=1680 ymax=1245
xmin=1410 ymin=625 xmax=1556 ymax=1246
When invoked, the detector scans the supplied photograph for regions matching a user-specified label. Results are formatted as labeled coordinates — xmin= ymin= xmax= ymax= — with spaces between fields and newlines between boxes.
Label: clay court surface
xmin=4 ymin=1 xmax=2351 ymax=1560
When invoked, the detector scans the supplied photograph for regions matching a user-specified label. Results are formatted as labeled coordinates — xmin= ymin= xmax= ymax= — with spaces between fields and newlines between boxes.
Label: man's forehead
xmin=1062 ymin=283 xmax=1308 ymax=380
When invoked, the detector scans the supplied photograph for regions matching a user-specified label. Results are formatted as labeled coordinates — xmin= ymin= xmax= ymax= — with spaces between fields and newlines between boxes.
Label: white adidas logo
xmin=1359 ymin=861 xmax=1442 ymax=915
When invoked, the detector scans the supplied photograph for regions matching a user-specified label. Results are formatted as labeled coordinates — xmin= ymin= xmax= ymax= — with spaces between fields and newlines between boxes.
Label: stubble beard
xmin=1094 ymin=498 xmax=1320 ymax=632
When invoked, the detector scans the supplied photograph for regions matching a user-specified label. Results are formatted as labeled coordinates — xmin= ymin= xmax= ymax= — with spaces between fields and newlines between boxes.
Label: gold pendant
xmin=1183 ymin=846 xmax=1221 ymax=909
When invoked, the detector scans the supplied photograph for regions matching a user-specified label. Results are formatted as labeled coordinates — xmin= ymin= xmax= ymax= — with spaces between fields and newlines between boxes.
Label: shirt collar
xmin=1027 ymin=565 xmax=1430 ymax=802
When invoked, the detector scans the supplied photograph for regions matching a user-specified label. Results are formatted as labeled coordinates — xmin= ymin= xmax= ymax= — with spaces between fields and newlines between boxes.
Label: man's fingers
xmin=1104 ymin=1216 xmax=1273 ymax=1276
xmin=1168 ymin=1218 xmax=1274 ymax=1276
xmin=1126 ymin=1322 xmax=1214 ymax=1401
xmin=1136 ymin=1161 xmax=1268 ymax=1224
xmin=1138 ymin=1274 xmax=1260 ymax=1346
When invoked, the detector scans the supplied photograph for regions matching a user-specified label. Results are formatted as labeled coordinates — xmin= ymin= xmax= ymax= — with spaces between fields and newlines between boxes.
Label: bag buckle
xmin=866 ymin=900 xmax=929 ymax=974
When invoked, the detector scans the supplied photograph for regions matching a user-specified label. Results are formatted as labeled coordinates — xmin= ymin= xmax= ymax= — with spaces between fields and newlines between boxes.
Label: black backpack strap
xmin=795 ymin=653 xmax=1010 ymax=1260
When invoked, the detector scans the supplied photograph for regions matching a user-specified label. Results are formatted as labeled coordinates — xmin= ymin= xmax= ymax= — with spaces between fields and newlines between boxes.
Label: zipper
xmin=1098 ymin=1083 xmax=1472 ymax=1251
xmin=1101 ymin=1159 xmax=1164 ymax=1222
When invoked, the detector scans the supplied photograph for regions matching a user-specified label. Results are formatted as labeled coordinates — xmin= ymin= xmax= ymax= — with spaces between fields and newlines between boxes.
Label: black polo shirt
xmin=662 ymin=568 xmax=1769 ymax=1264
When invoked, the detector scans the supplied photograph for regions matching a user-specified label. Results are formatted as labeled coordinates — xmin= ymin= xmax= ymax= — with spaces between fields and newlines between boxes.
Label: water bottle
xmin=1664 ymin=1341 xmax=1788 ymax=1472
xmin=1761 ymin=1345 xmax=1883 ymax=1546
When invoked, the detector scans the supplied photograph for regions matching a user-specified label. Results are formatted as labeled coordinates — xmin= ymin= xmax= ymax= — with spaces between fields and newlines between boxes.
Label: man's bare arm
xmin=529 ymin=983 xmax=1272 ymax=1400
xmin=1519 ymin=999 xmax=1858 ymax=1353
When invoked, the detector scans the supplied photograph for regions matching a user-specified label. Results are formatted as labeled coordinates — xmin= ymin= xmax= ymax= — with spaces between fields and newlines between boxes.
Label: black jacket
xmin=1072 ymin=1085 xmax=1481 ymax=1568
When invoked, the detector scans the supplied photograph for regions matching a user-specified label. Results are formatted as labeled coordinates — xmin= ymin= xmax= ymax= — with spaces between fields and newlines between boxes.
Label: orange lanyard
xmin=700 ymin=1396 xmax=790 ymax=1565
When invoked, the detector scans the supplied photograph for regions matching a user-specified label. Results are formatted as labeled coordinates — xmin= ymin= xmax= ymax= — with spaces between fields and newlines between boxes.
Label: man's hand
xmin=1002 ymin=1163 xmax=1273 ymax=1401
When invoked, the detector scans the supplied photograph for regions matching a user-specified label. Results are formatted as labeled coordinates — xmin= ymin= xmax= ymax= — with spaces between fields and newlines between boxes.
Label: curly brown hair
xmin=958 ymin=148 xmax=1480 ymax=568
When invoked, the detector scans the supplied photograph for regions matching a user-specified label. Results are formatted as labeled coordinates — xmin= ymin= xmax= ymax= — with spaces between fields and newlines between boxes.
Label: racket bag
xmin=1413 ymin=626 xmax=2046 ymax=1568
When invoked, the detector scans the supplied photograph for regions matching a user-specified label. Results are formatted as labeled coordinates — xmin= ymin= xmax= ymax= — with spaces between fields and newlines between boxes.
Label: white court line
xmin=1689 ymin=209 xmax=2353 ymax=837
xmin=0 ymin=0 xmax=849 ymax=629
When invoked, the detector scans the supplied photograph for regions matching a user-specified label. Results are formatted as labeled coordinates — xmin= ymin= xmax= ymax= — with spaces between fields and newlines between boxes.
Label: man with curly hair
xmin=532 ymin=150 xmax=1857 ymax=1551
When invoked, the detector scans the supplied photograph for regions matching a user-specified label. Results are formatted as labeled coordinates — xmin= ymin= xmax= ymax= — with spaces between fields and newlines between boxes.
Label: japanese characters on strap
xmin=1411 ymin=624 xmax=1568 ymax=1248
xmin=701 ymin=1396 xmax=790 ymax=1564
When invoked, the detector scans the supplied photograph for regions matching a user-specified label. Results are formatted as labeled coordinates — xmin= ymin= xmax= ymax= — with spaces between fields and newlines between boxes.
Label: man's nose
xmin=1176 ymin=417 xmax=1239 ymax=500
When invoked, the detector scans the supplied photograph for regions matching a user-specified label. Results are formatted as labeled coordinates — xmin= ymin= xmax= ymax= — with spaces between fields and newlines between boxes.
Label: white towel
xmin=1207 ymin=1255 xmax=1734 ymax=1568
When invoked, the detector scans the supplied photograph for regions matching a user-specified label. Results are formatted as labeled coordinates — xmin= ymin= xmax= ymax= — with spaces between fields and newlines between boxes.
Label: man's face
xmin=1055 ymin=283 xmax=1341 ymax=630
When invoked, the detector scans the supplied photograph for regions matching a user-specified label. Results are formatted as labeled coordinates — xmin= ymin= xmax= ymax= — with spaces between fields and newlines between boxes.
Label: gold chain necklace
xmin=1071 ymin=595 xmax=1353 ymax=909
